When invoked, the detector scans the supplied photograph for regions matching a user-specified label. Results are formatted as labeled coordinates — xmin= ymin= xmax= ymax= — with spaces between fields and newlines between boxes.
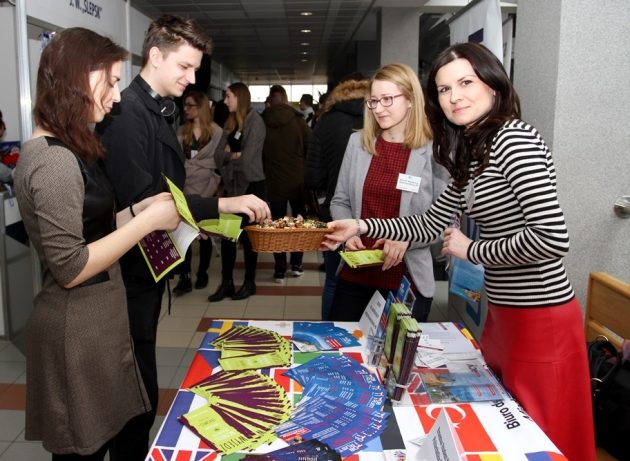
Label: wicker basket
xmin=245 ymin=225 xmax=330 ymax=252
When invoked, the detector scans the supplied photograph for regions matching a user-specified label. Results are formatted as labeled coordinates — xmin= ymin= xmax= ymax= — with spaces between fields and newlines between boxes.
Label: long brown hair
xmin=425 ymin=43 xmax=521 ymax=189
xmin=34 ymin=28 xmax=127 ymax=162
xmin=180 ymin=91 xmax=215 ymax=147
xmin=224 ymin=82 xmax=252 ymax=133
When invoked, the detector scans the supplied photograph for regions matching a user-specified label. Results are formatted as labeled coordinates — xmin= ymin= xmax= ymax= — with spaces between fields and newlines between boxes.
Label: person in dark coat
xmin=97 ymin=15 xmax=269 ymax=458
xmin=304 ymin=77 xmax=369 ymax=320
xmin=262 ymin=85 xmax=310 ymax=282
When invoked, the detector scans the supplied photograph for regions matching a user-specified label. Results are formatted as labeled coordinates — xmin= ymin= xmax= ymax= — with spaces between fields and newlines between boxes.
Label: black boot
xmin=195 ymin=272 xmax=209 ymax=289
xmin=207 ymin=279 xmax=235 ymax=302
xmin=231 ymin=280 xmax=256 ymax=300
xmin=173 ymin=273 xmax=192 ymax=296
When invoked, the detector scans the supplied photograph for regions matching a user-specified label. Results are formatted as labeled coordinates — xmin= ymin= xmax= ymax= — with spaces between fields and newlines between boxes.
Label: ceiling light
xmin=301 ymin=29 xmax=311 ymax=33
xmin=301 ymin=59 xmax=309 ymax=62
xmin=301 ymin=42 xmax=310 ymax=46
xmin=300 ymin=11 xmax=313 ymax=16
xmin=301 ymin=51 xmax=308 ymax=55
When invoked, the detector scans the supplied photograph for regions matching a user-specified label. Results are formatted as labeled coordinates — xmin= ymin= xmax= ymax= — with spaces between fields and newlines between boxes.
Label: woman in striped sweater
xmin=324 ymin=43 xmax=595 ymax=461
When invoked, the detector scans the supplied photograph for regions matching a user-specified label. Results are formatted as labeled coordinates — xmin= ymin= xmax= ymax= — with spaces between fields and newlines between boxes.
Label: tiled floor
xmin=3 ymin=250 xmax=612 ymax=460
xmin=0 ymin=249 xmax=451 ymax=459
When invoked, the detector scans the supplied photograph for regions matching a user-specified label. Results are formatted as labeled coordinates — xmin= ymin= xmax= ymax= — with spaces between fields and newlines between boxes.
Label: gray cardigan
xmin=215 ymin=109 xmax=266 ymax=196
xmin=330 ymin=131 xmax=449 ymax=297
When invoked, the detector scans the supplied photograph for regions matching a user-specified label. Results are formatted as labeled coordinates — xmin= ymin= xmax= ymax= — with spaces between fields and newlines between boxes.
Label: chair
xmin=585 ymin=272 xmax=630 ymax=350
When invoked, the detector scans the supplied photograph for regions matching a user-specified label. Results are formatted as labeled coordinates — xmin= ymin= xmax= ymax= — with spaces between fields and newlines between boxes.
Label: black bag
xmin=587 ymin=336 xmax=630 ymax=460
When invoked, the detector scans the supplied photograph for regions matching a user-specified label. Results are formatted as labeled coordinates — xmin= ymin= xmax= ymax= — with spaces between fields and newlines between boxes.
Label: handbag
xmin=587 ymin=336 xmax=630 ymax=459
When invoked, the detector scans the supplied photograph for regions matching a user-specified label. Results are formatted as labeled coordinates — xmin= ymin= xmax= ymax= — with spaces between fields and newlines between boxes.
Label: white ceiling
xmin=129 ymin=0 xmax=515 ymax=84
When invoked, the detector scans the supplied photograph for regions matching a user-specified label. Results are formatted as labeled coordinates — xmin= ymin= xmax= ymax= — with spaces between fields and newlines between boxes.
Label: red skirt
xmin=481 ymin=298 xmax=595 ymax=461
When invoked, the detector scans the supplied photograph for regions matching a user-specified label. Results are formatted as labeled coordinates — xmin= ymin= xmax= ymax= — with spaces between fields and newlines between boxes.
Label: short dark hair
xmin=34 ymin=28 xmax=127 ymax=162
xmin=142 ymin=15 xmax=212 ymax=66
xmin=300 ymin=94 xmax=313 ymax=106
xmin=269 ymin=85 xmax=288 ymax=104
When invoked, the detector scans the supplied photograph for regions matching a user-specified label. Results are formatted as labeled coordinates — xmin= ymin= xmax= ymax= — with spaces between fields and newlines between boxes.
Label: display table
xmin=147 ymin=320 xmax=565 ymax=460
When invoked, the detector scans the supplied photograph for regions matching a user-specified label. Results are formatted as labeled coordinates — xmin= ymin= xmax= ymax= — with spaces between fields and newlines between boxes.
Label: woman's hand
xmin=229 ymin=151 xmax=242 ymax=161
xmin=134 ymin=192 xmax=172 ymax=214
xmin=344 ymin=236 xmax=365 ymax=251
xmin=321 ymin=219 xmax=366 ymax=250
xmin=141 ymin=194 xmax=181 ymax=232
xmin=441 ymin=227 xmax=471 ymax=260
xmin=373 ymin=239 xmax=409 ymax=270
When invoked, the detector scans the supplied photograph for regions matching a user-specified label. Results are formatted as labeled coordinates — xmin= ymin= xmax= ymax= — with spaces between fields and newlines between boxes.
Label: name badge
xmin=396 ymin=173 xmax=421 ymax=193
xmin=190 ymin=149 xmax=199 ymax=159
xmin=234 ymin=131 xmax=242 ymax=140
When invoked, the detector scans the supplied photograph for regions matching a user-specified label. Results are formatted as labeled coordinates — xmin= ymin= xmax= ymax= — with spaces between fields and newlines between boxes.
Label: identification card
xmin=190 ymin=149 xmax=199 ymax=159
xmin=396 ymin=173 xmax=421 ymax=193
xmin=234 ymin=130 xmax=242 ymax=140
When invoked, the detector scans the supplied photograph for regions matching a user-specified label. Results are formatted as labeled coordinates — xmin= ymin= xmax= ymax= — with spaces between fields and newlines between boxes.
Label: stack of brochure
xmin=179 ymin=370 xmax=292 ymax=454
xmin=339 ymin=249 xmax=384 ymax=269
xmin=210 ymin=325 xmax=292 ymax=370
xmin=279 ymin=355 xmax=388 ymax=457
xmin=388 ymin=317 xmax=421 ymax=401
xmin=291 ymin=321 xmax=361 ymax=351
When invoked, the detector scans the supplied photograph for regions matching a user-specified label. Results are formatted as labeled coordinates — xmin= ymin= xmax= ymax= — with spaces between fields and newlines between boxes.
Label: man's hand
xmin=218 ymin=195 xmax=271 ymax=223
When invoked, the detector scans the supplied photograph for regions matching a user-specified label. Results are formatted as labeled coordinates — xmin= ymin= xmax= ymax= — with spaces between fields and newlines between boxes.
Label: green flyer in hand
xmin=340 ymin=249 xmax=384 ymax=269
xmin=198 ymin=213 xmax=243 ymax=242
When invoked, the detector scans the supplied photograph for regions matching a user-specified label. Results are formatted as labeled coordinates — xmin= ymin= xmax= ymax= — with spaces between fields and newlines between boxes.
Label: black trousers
xmin=220 ymin=180 xmax=266 ymax=282
xmin=108 ymin=276 xmax=165 ymax=460
xmin=179 ymin=238 xmax=212 ymax=276
xmin=330 ymin=278 xmax=433 ymax=322
xmin=269 ymin=198 xmax=305 ymax=275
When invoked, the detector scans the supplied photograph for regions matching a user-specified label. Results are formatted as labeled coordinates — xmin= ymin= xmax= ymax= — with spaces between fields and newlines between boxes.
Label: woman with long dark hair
xmin=14 ymin=28 xmax=180 ymax=459
xmin=324 ymin=43 xmax=595 ymax=461
xmin=208 ymin=82 xmax=266 ymax=301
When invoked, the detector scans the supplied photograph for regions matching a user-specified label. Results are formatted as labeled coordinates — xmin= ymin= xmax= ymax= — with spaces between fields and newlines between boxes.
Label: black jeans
xmin=269 ymin=198 xmax=305 ymax=275
xmin=179 ymin=238 xmax=212 ymax=276
xmin=220 ymin=180 xmax=266 ymax=282
xmin=330 ymin=278 xmax=433 ymax=322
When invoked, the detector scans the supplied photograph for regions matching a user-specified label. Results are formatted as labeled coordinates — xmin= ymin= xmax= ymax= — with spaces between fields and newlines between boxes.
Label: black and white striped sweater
xmin=366 ymin=120 xmax=574 ymax=307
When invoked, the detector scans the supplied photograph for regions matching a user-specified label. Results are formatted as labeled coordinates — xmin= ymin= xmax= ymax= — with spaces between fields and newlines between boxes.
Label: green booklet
xmin=339 ymin=249 xmax=384 ymax=269
xmin=137 ymin=176 xmax=200 ymax=282
xmin=198 ymin=213 xmax=243 ymax=242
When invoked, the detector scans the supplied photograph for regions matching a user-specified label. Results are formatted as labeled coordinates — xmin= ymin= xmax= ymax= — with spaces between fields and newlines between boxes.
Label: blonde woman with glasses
xmin=329 ymin=63 xmax=449 ymax=322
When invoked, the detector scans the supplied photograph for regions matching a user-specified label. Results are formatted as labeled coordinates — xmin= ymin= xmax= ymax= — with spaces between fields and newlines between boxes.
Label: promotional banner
xmin=449 ymin=0 xmax=503 ymax=63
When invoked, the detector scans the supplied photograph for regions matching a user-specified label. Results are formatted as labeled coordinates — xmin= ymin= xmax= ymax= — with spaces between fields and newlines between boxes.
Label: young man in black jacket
xmin=98 ymin=15 xmax=270 ymax=458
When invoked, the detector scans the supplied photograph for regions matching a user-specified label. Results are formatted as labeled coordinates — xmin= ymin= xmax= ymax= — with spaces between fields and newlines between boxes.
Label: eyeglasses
xmin=365 ymin=94 xmax=404 ymax=109
xmin=184 ymin=103 xmax=197 ymax=108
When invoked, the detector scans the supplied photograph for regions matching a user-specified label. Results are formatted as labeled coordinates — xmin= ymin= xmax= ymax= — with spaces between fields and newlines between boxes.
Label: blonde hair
xmin=361 ymin=63 xmax=432 ymax=155
xmin=180 ymin=91 xmax=215 ymax=147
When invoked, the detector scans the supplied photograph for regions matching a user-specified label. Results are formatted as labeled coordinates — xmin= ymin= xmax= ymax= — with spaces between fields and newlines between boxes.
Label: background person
xmin=298 ymin=93 xmax=315 ymax=128
xmin=14 ymin=27 xmax=180 ymax=459
xmin=173 ymin=91 xmax=223 ymax=294
xmin=324 ymin=43 xmax=595 ymax=461
xmin=209 ymin=82 xmax=267 ymax=301
xmin=329 ymin=63 xmax=449 ymax=322
xmin=305 ymin=76 xmax=369 ymax=320
xmin=98 ymin=15 xmax=269 ymax=458
xmin=262 ymin=84 xmax=310 ymax=283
